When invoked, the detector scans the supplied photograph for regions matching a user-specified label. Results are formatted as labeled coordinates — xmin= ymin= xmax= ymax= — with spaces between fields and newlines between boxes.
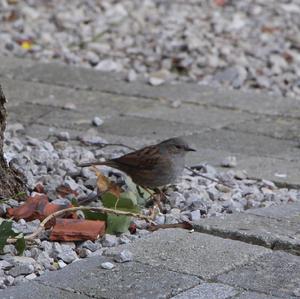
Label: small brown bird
xmin=78 ymin=137 xmax=195 ymax=188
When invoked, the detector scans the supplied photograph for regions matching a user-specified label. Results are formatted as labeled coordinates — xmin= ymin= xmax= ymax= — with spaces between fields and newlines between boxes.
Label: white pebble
xmin=101 ymin=262 xmax=115 ymax=270
xmin=92 ymin=116 xmax=104 ymax=127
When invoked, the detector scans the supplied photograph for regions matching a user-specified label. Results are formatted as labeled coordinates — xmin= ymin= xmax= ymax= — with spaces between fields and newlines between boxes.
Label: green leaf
xmin=106 ymin=215 xmax=131 ymax=234
xmin=101 ymin=191 xmax=138 ymax=235
xmin=0 ymin=220 xmax=17 ymax=253
xmin=83 ymin=210 xmax=107 ymax=221
xmin=71 ymin=198 xmax=78 ymax=207
xmin=15 ymin=236 xmax=26 ymax=255
xmin=102 ymin=192 xmax=139 ymax=213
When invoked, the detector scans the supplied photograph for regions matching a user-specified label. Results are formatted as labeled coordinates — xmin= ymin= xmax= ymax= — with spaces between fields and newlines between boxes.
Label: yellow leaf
xmin=21 ymin=40 xmax=32 ymax=50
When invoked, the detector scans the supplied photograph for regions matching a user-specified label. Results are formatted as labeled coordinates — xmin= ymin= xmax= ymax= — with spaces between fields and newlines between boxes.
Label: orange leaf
xmin=91 ymin=166 xmax=121 ymax=198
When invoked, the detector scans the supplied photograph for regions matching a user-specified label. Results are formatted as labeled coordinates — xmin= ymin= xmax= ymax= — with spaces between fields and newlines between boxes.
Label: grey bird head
xmin=159 ymin=137 xmax=196 ymax=156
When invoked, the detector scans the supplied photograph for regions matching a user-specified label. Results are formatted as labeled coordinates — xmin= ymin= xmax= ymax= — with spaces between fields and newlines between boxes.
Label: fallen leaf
xmin=34 ymin=183 xmax=45 ymax=194
xmin=0 ymin=220 xmax=17 ymax=253
xmin=15 ymin=236 xmax=26 ymax=255
xmin=7 ymin=194 xmax=48 ymax=221
xmin=261 ymin=26 xmax=279 ymax=34
xmin=21 ymin=40 xmax=32 ymax=50
xmin=106 ymin=215 xmax=131 ymax=235
xmin=214 ymin=0 xmax=227 ymax=6
xmin=83 ymin=210 xmax=106 ymax=221
xmin=56 ymin=185 xmax=78 ymax=198
xmin=102 ymin=192 xmax=138 ymax=212
xmin=7 ymin=194 xmax=74 ymax=221
xmin=282 ymin=52 xmax=293 ymax=64
xmin=92 ymin=166 xmax=121 ymax=198
xmin=4 ymin=10 xmax=18 ymax=22
xmin=50 ymin=218 xmax=105 ymax=241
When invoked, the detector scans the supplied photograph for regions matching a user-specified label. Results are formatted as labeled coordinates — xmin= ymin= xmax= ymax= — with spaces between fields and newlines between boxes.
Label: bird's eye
xmin=175 ymin=145 xmax=181 ymax=149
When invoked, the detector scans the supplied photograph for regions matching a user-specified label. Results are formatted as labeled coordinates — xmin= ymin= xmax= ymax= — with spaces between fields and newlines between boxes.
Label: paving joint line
xmin=3 ymin=74 xmax=300 ymax=120
xmin=33 ymin=280 xmax=96 ymax=299
xmin=193 ymin=224 xmax=300 ymax=256
xmin=34 ymin=280 xmax=97 ymax=299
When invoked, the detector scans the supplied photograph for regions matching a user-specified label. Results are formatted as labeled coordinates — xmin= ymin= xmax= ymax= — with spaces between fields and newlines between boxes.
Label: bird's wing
xmin=112 ymin=145 xmax=161 ymax=170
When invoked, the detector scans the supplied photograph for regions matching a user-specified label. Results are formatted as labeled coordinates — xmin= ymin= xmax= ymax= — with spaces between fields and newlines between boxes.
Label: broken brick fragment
xmin=50 ymin=218 xmax=105 ymax=241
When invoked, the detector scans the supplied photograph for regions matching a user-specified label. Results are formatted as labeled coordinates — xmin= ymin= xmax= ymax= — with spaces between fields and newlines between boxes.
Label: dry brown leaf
xmin=91 ymin=166 xmax=121 ymax=198
xmin=56 ymin=185 xmax=79 ymax=198
xmin=7 ymin=194 xmax=75 ymax=221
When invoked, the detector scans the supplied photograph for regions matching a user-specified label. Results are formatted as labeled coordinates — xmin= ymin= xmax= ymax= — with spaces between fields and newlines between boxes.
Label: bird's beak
xmin=186 ymin=146 xmax=196 ymax=152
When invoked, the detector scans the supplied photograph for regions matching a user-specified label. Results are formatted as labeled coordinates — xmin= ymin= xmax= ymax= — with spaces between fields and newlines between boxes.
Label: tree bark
xmin=0 ymin=84 xmax=26 ymax=198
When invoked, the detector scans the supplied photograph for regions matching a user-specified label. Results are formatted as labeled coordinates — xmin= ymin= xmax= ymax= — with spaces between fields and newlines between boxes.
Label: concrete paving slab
xmin=2 ymin=58 xmax=300 ymax=187
xmin=0 ymin=55 xmax=35 ymax=74
xmin=225 ymin=116 xmax=300 ymax=142
xmin=106 ymin=229 xmax=271 ymax=280
xmin=0 ymin=281 xmax=91 ymax=299
xmin=38 ymin=111 xmax=202 ymax=139
xmin=236 ymin=291 xmax=286 ymax=299
xmin=193 ymin=212 xmax=300 ymax=255
xmin=36 ymin=256 xmax=201 ymax=299
xmin=1 ymin=77 xmax=163 ymax=117
xmin=24 ymin=123 xmax=156 ymax=150
xmin=217 ymin=251 xmax=300 ymax=298
xmin=237 ymin=156 xmax=300 ymax=187
xmin=184 ymin=130 xmax=299 ymax=160
xmin=171 ymin=282 xmax=239 ymax=299
xmin=7 ymin=102 xmax=53 ymax=125
xmin=246 ymin=202 xmax=300 ymax=220
xmin=184 ymin=131 xmax=300 ymax=186
xmin=126 ymin=103 xmax=256 ymax=128
xmin=3 ymin=57 xmax=300 ymax=118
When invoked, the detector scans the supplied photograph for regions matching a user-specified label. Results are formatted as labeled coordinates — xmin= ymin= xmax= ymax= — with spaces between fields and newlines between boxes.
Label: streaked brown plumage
xmin=78 ymin=137 xmax=195 ymax=188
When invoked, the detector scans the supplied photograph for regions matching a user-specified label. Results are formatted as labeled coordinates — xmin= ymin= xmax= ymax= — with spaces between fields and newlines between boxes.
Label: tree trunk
xmin=0 ymin=84 xmax=26 ymax=198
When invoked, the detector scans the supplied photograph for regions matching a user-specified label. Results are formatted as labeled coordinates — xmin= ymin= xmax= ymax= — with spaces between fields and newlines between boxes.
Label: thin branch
xmin=79 ymin=140 xmax=137 ymax=151
xmin=7 ymin=206 xmax=152 ymax=244
xmin=185 ymin=166 xmax=233 ymax=188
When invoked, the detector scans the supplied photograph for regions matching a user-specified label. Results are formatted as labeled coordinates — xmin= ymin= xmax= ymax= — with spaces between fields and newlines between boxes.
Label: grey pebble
xmin=101 ymin=234 xmax=118 ymax=247
xmin=57 ymin=131 xmax=70 ymax=141
xmin=114 ymin=250 xmax=133 ymax=263
xmin=80 ymin=240 xmax=101 ymax=252
xmin=8 ymin=264 xmax=35 ymax=277
xmin=57 ymin=249 xmax=78 ymax=264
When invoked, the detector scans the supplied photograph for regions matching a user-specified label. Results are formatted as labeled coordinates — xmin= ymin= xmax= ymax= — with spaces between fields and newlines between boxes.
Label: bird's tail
xmin=77 ymin=160 xmax=114 ymax=168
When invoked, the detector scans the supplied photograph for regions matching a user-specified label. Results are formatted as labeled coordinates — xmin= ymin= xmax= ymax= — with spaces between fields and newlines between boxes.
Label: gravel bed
xmin=1 ymin=0 xmax=300 ymax=98
xmin=0 ymin=124 xmax=299 ymax=289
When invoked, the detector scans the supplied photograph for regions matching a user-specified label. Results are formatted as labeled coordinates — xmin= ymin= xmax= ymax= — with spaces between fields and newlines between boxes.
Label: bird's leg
xmin=154 ymin=187 xmax=168 ymax=203
xmin=142 ymin=186 xmax=165 ymax=213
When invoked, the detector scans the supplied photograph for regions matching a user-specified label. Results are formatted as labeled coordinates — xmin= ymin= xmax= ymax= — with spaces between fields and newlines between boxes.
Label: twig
xmin=148 ymin=221 xmax=193 ymax=232
xmin=185 ymin=166 xmax=233 ymax=188
xmin=7 ymin=206 xmax=152 ymax=244
xmin=80 ymin=140 xmax=137 ymax=151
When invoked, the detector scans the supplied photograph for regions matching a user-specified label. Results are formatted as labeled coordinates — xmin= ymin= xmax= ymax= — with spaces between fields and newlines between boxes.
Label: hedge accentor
xmin=79 ymin=137 xmax=195 ymax=188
